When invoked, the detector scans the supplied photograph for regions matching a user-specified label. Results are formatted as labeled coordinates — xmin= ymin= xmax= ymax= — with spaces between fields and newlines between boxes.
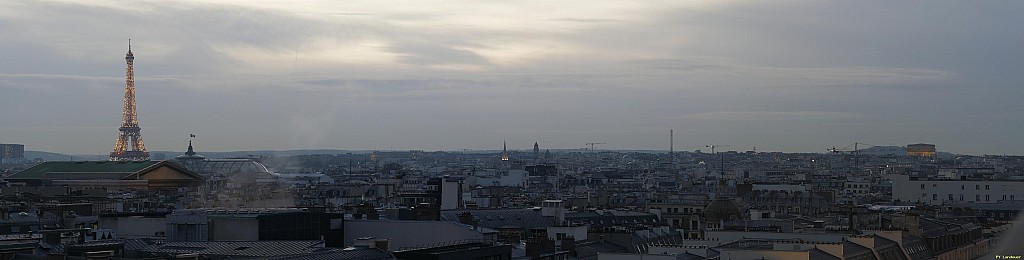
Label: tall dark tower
xmin=533 ymin=142 xmax=540 ymax=164
xmin=501 ymin=140 xmax=509 ymax=161
xmin=110 ymin=40 xmax=149 ymax=161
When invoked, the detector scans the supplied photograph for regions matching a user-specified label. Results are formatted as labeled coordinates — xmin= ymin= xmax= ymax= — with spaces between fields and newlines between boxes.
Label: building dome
xmin=704 ymin=196 xmax=742 ymax=222
xmin=174 ymin=140 xmax=206 ymax=160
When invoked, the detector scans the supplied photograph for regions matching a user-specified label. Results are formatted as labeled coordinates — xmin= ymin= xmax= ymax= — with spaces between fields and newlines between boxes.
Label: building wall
xmin=0 ymin=144 xmax=25 ymax=161
xmin=476 ymin=170 xmax=528 ymax=187
xmin=935 ymin=239 xmax=991 ymax=260
xmin=752 ymin=184 xmax=807 ymax=193
xmin=887 ymin=174 xmax=1024 ymax=205
xmin=907 ymin=144 xmax=936 ymax=157
xmin=393 ymin=244 xmax=511 ymax=260
xmin=166 ymin=210 xmax=343 ymax=246
xmin=716 ymin=249 xmax=811 ymax=260
xmin=99 ymin=216 xmax=166 ymax=238
xmin=210 ymin=216 xmax=259 ymax=241
xmin=344 ymin=220 xmax=484 ymax=249
xmin=166 ymin=213 xmax=209 ymax=242
xmin=257 ymin=212 xmax=345 ymax=247
xmin=647 ymin=246 xmax=708 ymax=258
xmin=140 ymin=166 xmax=195 ymax=180
xmin=843 ymin=181 xmax=870 ymax=196
xmin=441 ymin=179 xmax=460 ymax=210
xmin=597 ymin=253 xmax=677 ymax=260
xmin=547 ymin=225 xmax=587 ymax=241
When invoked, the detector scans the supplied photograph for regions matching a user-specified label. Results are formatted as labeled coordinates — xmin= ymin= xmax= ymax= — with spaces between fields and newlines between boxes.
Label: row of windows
xmin=654 ymin=207 xmax=702 ymax=214
xmin=9 ymin=225 xmax=40 ymax=233
xmin=923 ymin=193 xmax=1016 ymax=201
xmin=921 ymin=184 xmax=991 ymax=190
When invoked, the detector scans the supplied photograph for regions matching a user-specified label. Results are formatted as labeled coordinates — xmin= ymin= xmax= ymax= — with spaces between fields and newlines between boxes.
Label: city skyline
xmin=2 ymin=1 xmax=1024 ymax=155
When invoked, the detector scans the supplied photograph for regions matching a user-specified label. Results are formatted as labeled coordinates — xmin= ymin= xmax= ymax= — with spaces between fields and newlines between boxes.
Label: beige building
xmin=886 ymin=174 xmax=1024 ymax=206
xmin=907 ymin=143 xmax=936 ymax=157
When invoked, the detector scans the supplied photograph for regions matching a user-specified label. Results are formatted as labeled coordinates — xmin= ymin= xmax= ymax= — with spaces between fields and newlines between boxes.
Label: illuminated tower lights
xmin=110 ymin=40 xmax=149 ymax=161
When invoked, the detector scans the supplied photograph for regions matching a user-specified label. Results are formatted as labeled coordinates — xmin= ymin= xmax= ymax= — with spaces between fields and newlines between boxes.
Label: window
xmin=921 ymin=184 xmax=926 ymax=189
xmin=976 ymin=185 xmax=980 ymax=190
xmin=960 ymin=194 xmax=964 ymax=201
xmin=976 ymin=195 xmax=981 ymax=201
xmin=986 ymin=185 xmax=990 ymax=190
xmin=1003 ymin=195 xmax=1007 ymax=201
xmin=933 ymin=194 xmax=938 ymax=200
xmin=961 ymin=185 xmax=965 ymax=190
xmin=923 ymin=193 xmax=928 ymax=198
xmin=986 ymin=195 xmax=990 ymax=201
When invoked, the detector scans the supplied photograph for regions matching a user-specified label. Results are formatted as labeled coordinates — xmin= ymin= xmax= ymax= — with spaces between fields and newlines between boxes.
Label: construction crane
xmin=585 ymin=142 xmax=606 ymax=151
xmin=705 ymin=145 xmax=731 ymax=154
xmin=829 ymin=142 xmax=875 ymax=170
xmin=828 ymin=142 xmax=874 ymax=154
xmin=705 ymin=145 xmax=731 ymax=179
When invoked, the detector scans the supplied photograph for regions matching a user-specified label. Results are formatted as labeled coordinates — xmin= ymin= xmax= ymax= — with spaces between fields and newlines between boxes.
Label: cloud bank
xmin=1 ymin=0 xmax=1022 ymax=155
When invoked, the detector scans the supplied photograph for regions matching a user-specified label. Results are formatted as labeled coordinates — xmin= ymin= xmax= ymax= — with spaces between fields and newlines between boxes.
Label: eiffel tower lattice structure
xmin=110 ymin=40 xmax=149 ymax=161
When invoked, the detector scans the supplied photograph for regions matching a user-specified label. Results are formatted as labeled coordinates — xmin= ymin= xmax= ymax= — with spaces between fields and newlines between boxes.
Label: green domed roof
xmin=704 ymin=196 xmax=742 ymax=222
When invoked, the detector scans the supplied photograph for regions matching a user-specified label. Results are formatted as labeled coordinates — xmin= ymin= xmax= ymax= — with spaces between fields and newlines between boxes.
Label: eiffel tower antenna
xmin=110 ymin=40 xmax=149 ymax=161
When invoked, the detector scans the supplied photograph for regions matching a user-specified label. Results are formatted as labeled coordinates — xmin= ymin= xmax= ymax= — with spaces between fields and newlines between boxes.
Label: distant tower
xmin=501 ymin=140 xmax=509 ymax=161
xmin=174 ymin=134 xmax=205 ymax=170
xmin=110 ymin=40 xmax=149 ymax=161
xmin=533 ymin=142 xmax=540 ymax=164
xmin=670 ymin=129 xmax=675 ymax=169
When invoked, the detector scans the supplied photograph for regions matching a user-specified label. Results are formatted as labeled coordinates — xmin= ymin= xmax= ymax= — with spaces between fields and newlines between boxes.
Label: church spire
xmin=185 ymin=140 xmax=196 ymax=156
xmin=501 ymin=139 xmax=509 ymax=161
xmin=533 ymin=142 xmax=540 ymax=164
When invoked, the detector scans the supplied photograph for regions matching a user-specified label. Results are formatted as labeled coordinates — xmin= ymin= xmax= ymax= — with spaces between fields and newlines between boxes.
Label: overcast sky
xmin=1 ymin=0 xmax=1022 ymax=155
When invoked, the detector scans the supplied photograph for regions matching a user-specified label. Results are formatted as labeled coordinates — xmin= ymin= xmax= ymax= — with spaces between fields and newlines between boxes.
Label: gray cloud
xmin=631 ymin=58 xmax=952 ymax=86
xmin=683 ymin=111 xmax=864 ymax=121
xmin=2 ymin=1 xmax=1024 ymax=155
xmin=388 ymin=41 xmax=490 ymax=66
xmin=546 ymin=18 xmax=623 ymax=23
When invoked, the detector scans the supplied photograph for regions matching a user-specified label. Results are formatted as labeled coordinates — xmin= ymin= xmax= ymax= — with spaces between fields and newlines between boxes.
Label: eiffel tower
xmin=110 ymin=40 xmax=149 ymax=161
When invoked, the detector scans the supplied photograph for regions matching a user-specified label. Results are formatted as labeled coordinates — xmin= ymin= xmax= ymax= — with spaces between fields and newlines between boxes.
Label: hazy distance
xmin=1 ymin=1 xmax=1023 ymax=155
